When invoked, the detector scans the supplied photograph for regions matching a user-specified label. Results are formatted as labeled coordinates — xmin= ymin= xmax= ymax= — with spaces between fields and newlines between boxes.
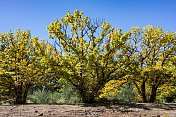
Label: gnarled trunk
xmin=15 ymin=91 xmax=28 ymax=104
xmin=149 ymin=85 xmax=158 ymax=102
xmin=77 ymin=85 xmax=102 ymax=103
xmin=78 ymin=89 xmax=97 ymax=103
xmin=141 ymin=81 xmax=147 ymax=103
xmin=14 ymin=84 xmax=31 ymax=104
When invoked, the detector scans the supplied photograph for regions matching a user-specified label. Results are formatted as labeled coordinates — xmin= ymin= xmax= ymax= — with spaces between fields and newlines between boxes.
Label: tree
xmin=121 ymin=26 xmax=176 ymax=102
xmin=157 ymin=56 xmax=176 ymax=102
xmin=39 ymin=10 xmax=130 ymax=103
xmin=0 ymin=29 xmax=55 ymax=104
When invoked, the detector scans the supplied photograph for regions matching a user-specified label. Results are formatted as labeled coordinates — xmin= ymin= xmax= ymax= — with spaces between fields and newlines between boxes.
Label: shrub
xmin=104 ymin=83 xmax=137 ymax=103
xmin=27 ymin=88 xmax=60 ymax=104
xmin=58 ymin=84 xmax=81 ymax=103
xmin=27 ymin=84 xmax=81 ymax=104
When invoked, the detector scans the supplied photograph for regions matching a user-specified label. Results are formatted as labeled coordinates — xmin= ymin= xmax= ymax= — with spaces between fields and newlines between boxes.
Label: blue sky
xmin=0 ymin=0 xmax=176 ymax=43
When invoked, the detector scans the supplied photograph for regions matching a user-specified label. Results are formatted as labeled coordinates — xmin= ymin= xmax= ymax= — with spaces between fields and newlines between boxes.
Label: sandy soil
xmin=0 ymin=103 xmax=176 ymax=117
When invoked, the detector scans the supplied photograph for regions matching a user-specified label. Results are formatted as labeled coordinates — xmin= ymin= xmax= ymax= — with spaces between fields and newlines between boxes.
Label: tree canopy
xmin=0 ymin=29 xmax=55 ymax=104
xmin=36 ymin=10 xmax=132 ymax=103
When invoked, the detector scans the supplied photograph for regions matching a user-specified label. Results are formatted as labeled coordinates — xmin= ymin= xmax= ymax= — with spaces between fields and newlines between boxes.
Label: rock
xmin=35 ymin=110 xmax=38 ymax=113
xmin=39 ymin=113 xmax=43 ymax=116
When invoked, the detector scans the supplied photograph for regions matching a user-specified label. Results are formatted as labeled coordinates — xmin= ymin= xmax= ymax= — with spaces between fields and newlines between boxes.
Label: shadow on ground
xmin=81 ymin=102 xmax=176 ymax=113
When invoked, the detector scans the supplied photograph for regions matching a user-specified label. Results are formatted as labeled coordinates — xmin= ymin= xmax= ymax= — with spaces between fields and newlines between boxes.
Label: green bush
xmin=27 ymin=84 xmax=81 ymax=104
xmin=104 ymin=83 xmax=137 ymax=103
xmin=58 ymin=84 xmax=81 ymax=103
xmin=27 ymin=88 xmax=60 ymax=104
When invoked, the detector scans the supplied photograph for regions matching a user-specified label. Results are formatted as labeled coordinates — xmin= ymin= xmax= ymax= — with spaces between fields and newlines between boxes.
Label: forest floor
xmin=0 ymin=102 xmax=176 ymax=117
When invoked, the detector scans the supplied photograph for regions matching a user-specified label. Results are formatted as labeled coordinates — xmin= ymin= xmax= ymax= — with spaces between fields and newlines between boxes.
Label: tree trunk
xmin=149 ymin=85 xmax=158 ymax=102
xmin=78 ymin=87 xmax=98 ymax=103
xmin=141 ymin=80 xmax=147 ymax=103
xmin=80 ymin=92 xmax=97 ymax=103
xmin=14 ymin=84 xmax=31 ymax=104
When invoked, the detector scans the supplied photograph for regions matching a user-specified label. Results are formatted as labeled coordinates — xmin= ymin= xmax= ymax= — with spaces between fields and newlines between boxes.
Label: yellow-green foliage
xmin=157 ymin=85 xmax=176 ymax=102
xmin=0 ymin=29 xmax=55 ymax=103
xmin=0 ymin=10 xmax=175 ymax=104
xmin=35 ymin=10 xmax=131 ymax=103
xmin=106 ymin=26 xmax=176 ymax=102
xmin=99 ymin=80 xmax=126 ymax=99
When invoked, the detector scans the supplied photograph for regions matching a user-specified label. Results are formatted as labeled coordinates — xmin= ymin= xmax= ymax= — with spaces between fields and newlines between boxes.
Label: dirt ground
xmin=0 ymin=102 xmax=176 ymax=117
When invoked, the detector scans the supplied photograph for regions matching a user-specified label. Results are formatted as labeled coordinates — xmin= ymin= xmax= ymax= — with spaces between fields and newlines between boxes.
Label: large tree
xmin=0 ymin=29 xmax=55 ymax=104
xmin=38 ymin=10 xmax=130 ymax=103
xmin=121 ymin=26 xmax=176 ymax=102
